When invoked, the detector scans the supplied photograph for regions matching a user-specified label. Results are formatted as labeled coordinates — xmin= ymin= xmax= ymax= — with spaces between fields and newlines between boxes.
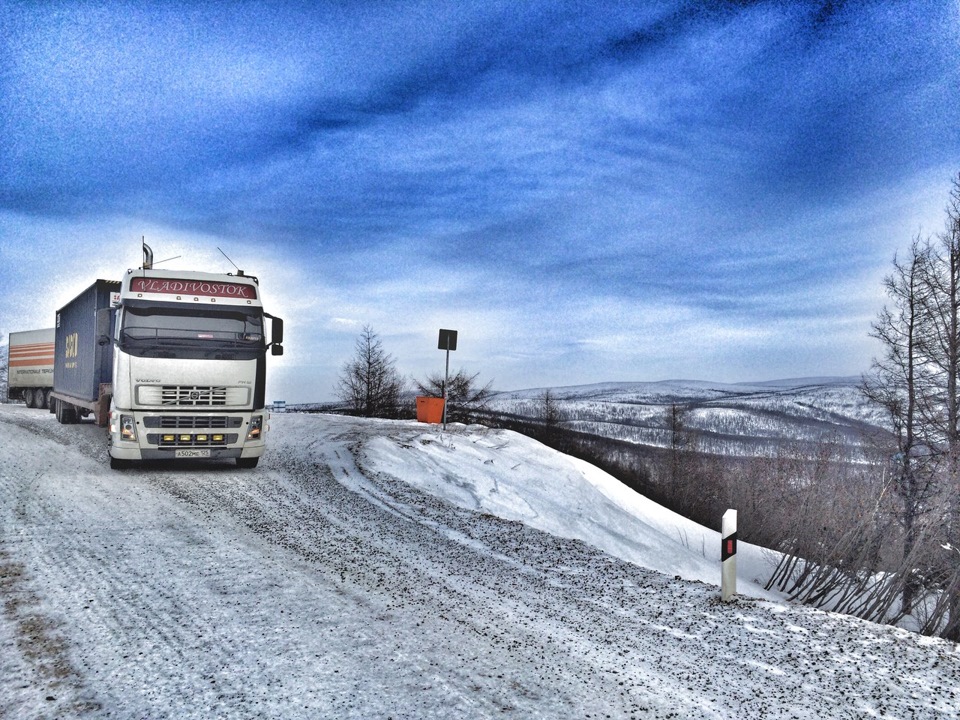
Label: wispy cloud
xmin=1 ymin=1 xmax=957 ymax=398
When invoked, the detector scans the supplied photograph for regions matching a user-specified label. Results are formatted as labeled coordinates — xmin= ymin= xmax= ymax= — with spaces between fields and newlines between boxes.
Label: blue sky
xmin=1 ymin=1 xmax=958 ymax=402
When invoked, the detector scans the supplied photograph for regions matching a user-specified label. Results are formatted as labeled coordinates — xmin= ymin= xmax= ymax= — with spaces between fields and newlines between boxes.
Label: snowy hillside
xmin=1 ymin=405 xmax=957 ymax=719
xmin=487 ymin=377 xmax=888 ymax=457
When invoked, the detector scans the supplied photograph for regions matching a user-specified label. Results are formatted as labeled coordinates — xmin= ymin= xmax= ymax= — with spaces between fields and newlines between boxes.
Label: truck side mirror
xmin=271 ymin=316 xmax=283 ymax=345
xmin=96 ymin=307 xmax=114 ymax=346
xmin=272 ymin=344 xmax=284 ymax=356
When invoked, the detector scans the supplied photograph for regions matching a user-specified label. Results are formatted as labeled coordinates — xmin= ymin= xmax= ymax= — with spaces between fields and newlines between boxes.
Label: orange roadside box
xmin=415 ymin=396 xmax=445 ymax=424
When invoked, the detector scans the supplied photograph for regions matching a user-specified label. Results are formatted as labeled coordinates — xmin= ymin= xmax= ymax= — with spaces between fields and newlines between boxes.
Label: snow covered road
xmin=1 ymin=405 xmax=958 ymax=718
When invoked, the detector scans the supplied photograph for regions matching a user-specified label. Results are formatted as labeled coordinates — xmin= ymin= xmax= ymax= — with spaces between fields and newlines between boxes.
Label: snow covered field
xmin=1 ymin=405 xmax=957 ymax=719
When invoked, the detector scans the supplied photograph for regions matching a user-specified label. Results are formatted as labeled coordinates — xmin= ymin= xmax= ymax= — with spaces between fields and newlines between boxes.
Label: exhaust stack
xmin=143 ymin=242 xmax=154 ymax=270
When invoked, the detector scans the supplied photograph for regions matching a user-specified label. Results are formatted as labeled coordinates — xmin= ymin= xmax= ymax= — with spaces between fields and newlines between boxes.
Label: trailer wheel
xmin=56 ymin=399 xmax=79 ymax=424
xmin=236 ymin=457 xmax=259 ymax=469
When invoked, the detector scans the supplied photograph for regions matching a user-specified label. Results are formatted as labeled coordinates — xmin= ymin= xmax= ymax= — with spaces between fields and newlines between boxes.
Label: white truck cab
xmin=107 ymin=265 xmax=283 ymax=469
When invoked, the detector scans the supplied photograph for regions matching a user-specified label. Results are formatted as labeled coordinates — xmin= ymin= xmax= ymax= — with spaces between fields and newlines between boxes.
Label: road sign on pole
xmin=438 ymin=330 xmax=457 ymax=428
xmin=438 ymin=329 xmax=457 ymax=351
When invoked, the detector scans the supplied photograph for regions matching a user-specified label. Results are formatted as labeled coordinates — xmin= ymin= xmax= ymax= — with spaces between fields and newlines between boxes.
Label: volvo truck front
xmin=107 ymin=263 xmax=283 ymax=469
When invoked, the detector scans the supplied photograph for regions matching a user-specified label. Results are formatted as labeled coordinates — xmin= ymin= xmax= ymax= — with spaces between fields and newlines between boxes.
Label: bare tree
xmin=535 ymin=389 xmax=564 ymax=424
xmin=916 ymin=219 xmax=960 ymax=484
xmin=858 ymin=172 xmax=960 ymax=638
xmin=910 ymin=174 xmax=960 ymax=640
xmin=862 ymin=237 xmax=938 ymax=613
xmin=532 ymin=389 xmax=566 ymax=444
xmin=335 ymin=326 xmax=405 ymax=418
xmin=666 ymin=404 xmax=693 ymax=485
xmin=654 ymin=404 xmax=726 ymax=524
xmin=934 ymin=173 xmax=960 ymax=640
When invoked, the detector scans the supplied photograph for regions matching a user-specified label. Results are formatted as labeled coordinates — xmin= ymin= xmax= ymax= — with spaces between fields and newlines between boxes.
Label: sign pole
xmin=443 ymin=336 xmax=450 ymax=428
xmin=437 ymin=329 xmax=458 ymax=430
xmin=721 ymin=509 xmax=737 ymax=602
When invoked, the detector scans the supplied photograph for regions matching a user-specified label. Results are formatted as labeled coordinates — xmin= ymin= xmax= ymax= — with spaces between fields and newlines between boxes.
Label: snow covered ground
xmin=1 ymin=404 xmax=957 ymax=719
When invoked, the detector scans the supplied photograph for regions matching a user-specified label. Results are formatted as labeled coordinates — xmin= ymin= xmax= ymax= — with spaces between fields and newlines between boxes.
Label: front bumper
xmin=108 ymin=409 xmax=268 ymax=461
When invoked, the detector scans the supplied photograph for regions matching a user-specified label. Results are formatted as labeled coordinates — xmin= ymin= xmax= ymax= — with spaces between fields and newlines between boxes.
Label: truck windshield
xmin=119 ymin=305 xmax=265 ymax=360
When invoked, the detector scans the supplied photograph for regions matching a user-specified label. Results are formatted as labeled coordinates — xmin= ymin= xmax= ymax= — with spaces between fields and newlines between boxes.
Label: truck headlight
xmin=121 ymin=415 xmax=138 ymax=442
xmin=246 ymin=415 xmax=263 ymax=441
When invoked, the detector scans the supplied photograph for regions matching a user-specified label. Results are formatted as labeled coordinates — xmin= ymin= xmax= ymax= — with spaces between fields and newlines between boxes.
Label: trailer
xmin=49 ymin=280 xmax=120 ymax=426
xmin=7 ymin=328 xmax=55 ymax=408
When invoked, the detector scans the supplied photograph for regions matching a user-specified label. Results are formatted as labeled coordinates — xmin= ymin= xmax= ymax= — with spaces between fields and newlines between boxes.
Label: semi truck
xmin=50 ymin=249 xmax=284 ymax=469
xmin=6 ymin=328 xmax=55 ymax=408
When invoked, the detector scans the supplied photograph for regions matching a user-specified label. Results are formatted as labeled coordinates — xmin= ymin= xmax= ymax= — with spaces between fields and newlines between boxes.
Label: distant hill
xmin=487 ymin=377 xmax=889 ymax=459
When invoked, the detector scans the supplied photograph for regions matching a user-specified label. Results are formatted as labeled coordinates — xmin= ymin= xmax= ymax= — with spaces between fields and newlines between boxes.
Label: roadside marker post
xmin=721 ymin=509 xmax=737 ymax=603
xmin=437 ymin=329 xmax=458 ymax=429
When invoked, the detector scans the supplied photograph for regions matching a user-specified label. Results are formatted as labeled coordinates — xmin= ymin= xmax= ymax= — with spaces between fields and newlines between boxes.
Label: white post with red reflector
xmin=721 ymin=509 xmax=737 ymax=603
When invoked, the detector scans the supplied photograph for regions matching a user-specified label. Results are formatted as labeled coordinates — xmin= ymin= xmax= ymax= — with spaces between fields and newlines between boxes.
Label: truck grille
xmin=137 ymin=385 xmax=250 ymax=407
xmin=163 ymin=385 xmax=226 ymax=406
xmin=143 ymin=416 xmax=244 ymax=429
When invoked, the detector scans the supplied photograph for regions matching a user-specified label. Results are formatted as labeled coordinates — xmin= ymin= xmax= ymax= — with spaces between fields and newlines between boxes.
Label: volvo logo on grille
xmin=190 ymin=391 xmax=201 ymax=401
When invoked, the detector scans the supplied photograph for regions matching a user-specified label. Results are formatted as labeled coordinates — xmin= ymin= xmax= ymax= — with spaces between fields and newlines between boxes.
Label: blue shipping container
xmin=54 ymin=280 xmax=121 ymax=403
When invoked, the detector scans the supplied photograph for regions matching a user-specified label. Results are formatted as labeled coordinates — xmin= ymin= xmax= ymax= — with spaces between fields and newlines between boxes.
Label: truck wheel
xmin=23 ymin=389 xmax=36 ymax=408
xmin=35 ymin=389 xmax=47 ymax=410
xmin=236 ymin=457 xmax=259 ymax=469
xmin=56 ymin=399 xmax=78 ymax=424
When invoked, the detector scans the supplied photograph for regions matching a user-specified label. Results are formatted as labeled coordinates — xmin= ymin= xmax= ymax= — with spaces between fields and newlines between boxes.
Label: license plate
xmin=175 ymin=448 xmax=211 ymax=459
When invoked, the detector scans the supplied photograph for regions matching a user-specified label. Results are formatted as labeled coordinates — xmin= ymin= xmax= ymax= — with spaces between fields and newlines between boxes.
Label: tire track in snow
xmin=0 ymin=417 xmax=103 ymax=718
xmin=0 ymin=408 xmax=327 ymax=716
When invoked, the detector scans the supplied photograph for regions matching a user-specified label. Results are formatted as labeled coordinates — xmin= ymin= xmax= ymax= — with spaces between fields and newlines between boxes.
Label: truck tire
xmin=56 ymin=399 xmax=79 ymax=424
xmin=236 ymin=457 xmax=259 ymax=469
xmin=23 ymin=389 xmax=36 ymax=408
xmin=35 ymin=389 xmax=47 ymax=410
